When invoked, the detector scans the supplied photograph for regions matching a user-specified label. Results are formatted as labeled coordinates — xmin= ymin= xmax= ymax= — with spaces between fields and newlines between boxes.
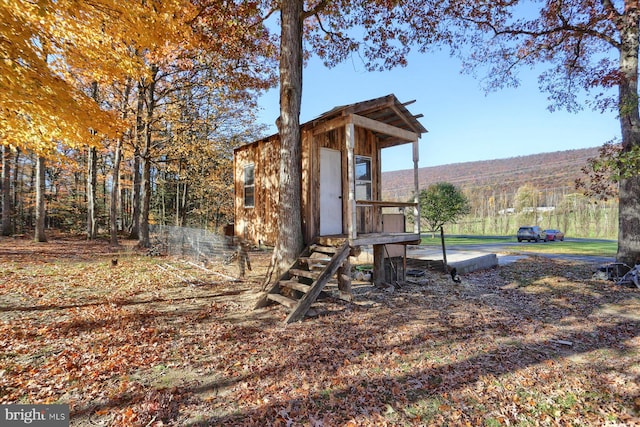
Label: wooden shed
xmin=234 ymin=94 xmax=427 ymax=322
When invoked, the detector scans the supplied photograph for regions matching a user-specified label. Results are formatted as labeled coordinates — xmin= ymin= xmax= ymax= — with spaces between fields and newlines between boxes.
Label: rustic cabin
xmin=233 ymin=94 xmax=427 ymax=322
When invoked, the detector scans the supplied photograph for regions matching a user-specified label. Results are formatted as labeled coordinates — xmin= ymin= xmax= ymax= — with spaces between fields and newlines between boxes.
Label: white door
xmin=320 ymin=148 xmax=343 ymax=235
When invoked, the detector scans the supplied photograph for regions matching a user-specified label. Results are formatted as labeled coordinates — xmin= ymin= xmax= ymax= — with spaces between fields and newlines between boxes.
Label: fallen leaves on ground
xmin=0 ymin=235 xmax=639 ymax=426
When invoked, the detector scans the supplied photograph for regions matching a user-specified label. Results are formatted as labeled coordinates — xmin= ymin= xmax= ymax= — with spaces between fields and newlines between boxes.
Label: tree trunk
xmin=616 ymin=13 xmax=640 ymax=265
xmin=130 ymin=149 xmax=141 ymax=239
xmin=34 ymin=156 xmax=47 ymax=242
xmin=110 ymin=81 xmax=131 ymax=246
xmin=86 ymin=82 xmax=99 ymax=240
xmin=110 ymin=138 xmax=123 ymax=246
xmin=265 ymin=0 xmax=304 ymax=285
xmin=129 ymin=82 xmax=145 ymax=240
xmin=618 ymin=174 xmax=640 ymax=265
xmin=175 ymin=160 xmax=183 ymax=227
xmin=180 ymin=181 xmax=188 ymax=227
xmin=139 ymin=153 xmax=151 ymax=247
xmin=13 ymin=149 xmax=22 ymax=233
xmin=2 ymin=145 xmax=12 ymax=236
xmin=139 ymin=65 xmax=158 ymax=248
xmin=87 ymin=146 xmax=98 ymax=239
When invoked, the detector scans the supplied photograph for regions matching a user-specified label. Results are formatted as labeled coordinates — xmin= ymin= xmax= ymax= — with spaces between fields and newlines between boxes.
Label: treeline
xmin=1 ymin=1 xmax=277 ymax=246
xmin=450 ymin=185 xmax=618 ymax=239
xmin=383 ymin=148 xmax=618 ymax=239
xmin=1 ymin=88 xmax=263 ymax=243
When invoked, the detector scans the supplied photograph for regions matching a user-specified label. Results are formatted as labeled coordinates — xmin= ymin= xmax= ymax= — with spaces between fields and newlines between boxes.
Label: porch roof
xmin=234 ymin=94 xmax=427 ymax=151
xmin=309 ymin=93 xmax=428 ymax=148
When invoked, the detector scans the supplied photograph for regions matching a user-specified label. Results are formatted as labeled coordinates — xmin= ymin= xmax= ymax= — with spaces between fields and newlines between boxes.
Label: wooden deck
xmin=318 ymin=232 xmax=421 ymax=247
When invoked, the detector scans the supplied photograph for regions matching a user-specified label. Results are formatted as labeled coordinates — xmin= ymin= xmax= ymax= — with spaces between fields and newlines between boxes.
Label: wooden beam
xmin=351 ymin=113 xmax=418 ymax=142
xmin=390 ymin=104 xmax=421 ymax=134
xmin=355 ymin=200 xmax=418 ymax=208
xmin=352 ymin=233 xmax=421 ymax=246
xmin=311 ymin=115 xmax=350 ymax=135
xmin=378 ymin=137 xmax=410 ymax=150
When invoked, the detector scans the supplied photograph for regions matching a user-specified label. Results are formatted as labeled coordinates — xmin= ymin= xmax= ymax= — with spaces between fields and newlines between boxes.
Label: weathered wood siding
xmin=234 ymin=136 xmax=281 ymax=246
xmin=306 ymin=125 xmax=380 ymax=238
xmin=235 ymin=123 xmax=382 ymax=246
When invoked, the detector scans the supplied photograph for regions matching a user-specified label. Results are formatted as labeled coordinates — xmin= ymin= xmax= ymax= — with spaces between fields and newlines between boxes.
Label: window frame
xmin=243 ymin=163 xmax=255 ymax=208
xmin=355 ymin=155 xmax=372 ymax=201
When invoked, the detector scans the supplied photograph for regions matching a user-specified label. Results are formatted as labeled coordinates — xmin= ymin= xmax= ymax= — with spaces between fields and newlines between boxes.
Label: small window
xmin=355 ymin=156 xmax=372 ymax=200
xmin=244 ymin=164 xmax=255 ymax=208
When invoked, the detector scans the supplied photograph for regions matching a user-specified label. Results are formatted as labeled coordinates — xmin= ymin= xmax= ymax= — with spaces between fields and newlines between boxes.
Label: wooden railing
xmin=355 ymin=200 xmax=418 ymax=235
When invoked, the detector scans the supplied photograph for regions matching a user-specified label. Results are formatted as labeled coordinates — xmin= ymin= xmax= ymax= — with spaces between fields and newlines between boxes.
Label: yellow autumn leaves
xmin=0 ymin=0 xmax=197 ymax=154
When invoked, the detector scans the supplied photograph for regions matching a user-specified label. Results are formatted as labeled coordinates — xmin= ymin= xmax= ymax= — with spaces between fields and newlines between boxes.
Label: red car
xmin=544 ymin=229 xmax=565 ymax=241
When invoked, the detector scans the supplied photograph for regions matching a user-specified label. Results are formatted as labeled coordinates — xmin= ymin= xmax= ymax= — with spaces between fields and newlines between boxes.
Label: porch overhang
xmin=312 ymin=113 xmax=419 ymax=147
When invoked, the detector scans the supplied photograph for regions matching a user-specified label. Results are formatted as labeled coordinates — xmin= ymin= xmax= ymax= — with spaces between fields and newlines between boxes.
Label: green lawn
xmin=506 ymin=240 xmax=617 ymax=257
xmin=421 ymin=236 xmax=513 ymax=246
xmin=420 ymin=235 xmax=617 ymax=257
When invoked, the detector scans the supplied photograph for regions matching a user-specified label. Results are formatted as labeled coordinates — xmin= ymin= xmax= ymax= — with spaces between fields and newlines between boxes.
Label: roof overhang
xmin=309 ymin=94 xmax=427 ymax=148
xmin=234 ymin=93 xmax=427 ymax=153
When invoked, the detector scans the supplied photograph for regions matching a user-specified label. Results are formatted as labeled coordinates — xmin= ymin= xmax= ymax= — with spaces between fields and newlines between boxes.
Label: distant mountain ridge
xmin=382 ymin=146 xmax=601 ymax=200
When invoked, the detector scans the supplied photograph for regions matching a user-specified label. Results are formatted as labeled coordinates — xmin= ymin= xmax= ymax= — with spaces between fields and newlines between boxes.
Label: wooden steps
xmin=289 ymin=268 xmax=318 ymax=280
xmin=255 ymin=240 xmax=352 ymax=323
xmin=280 ymin=280 xmax=311 ymax=294
xmin=266 ymin=293 xmax=297 ymax=309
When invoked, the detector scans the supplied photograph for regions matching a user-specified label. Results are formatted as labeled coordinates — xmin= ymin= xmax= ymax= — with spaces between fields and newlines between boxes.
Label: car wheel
xmin=517 ymin=238 xmax=522 ymax=242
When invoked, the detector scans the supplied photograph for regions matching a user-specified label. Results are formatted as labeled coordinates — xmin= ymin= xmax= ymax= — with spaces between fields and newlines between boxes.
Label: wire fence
xmin=149 ymin=224 xmax=237 ymax=262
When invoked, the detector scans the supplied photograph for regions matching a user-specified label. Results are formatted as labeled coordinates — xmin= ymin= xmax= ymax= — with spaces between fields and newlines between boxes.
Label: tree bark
xmin=2 ymin=145 xmax=12 ymax=236
xmin=616 ymin=8 xmax=640 ymax=266
xmin=34 ymin=156 xmax=47 ymax=242
xmin=86 ymin=82 xmax=99 ymax=240
xmin=12 ymin=149 xmax=20 ymax=233
xmin=129 ymin=148 xmax=141 ymax=239
xmin=110 ymin=81 xmax=131 ymax=246
xmin=139 ymin=65 xmax=158 ymax=248
xmin=139 ymin=152 xmax=151 ymax=247
xmin=87 ymin=146 xmax=98 ymax=239
xmin=110 ymin=139 xmax=123 ymax=246
xmin=129 ymin=82 xmax=145 ymax=240
xmin=265 ymin=0 xmax=304 ymax=284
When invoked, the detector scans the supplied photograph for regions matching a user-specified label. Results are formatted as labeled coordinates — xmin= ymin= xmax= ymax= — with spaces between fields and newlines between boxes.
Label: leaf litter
xmin=0 ymin=236 xmax=639 ymax=426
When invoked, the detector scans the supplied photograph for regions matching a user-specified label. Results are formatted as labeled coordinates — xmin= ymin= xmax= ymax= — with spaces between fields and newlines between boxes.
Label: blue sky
xmin=256 ymin=50 xmax=621 ymax=172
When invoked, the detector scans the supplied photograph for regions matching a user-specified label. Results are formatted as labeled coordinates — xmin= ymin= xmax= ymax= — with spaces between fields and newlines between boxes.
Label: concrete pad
xmin=353 ymin=246 xmax=504 ymax=275
xmin=448 ymin=253 xmax=498 ymax=274
xmin=407 ymin=247 xmax=500 ymax=274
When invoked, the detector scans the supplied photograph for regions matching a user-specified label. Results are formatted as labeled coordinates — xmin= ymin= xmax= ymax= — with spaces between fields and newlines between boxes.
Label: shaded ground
xmin=0 ymin=234 xmax=639 ymax=426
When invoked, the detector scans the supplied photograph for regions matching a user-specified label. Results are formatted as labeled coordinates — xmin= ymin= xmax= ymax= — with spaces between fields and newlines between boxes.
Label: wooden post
xmin=413 ymin=138 xmax=420 ymax=235
xmin=346 ymin=120 xmax=357 ymax=240
xmin=237 ymin=238 xmax=251 ymax=278
xmin=337 ymin=258 xmax=352 ymax=301
xmin=372 ymin=244 xmax=385 ymax=286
